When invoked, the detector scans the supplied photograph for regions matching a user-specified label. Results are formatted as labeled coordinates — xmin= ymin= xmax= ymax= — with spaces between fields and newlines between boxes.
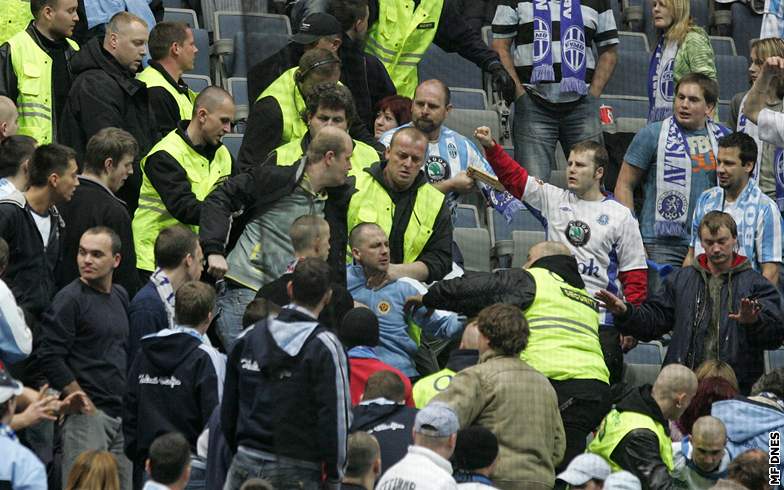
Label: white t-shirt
xmin=522 ymin=177 xmax=648 ymax=325
xmin=30 ymin=211 xmax=51 ymax=250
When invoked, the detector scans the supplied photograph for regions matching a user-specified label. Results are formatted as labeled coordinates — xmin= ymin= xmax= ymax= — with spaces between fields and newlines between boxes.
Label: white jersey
xmin=522 ymin=177 xmax=647 ymax=325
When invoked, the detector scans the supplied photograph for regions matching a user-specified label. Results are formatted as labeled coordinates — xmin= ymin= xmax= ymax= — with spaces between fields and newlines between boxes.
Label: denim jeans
xmin=645 ymin=243 xmax=689 ymax=296
xmin=215 ymin=282 xmax=256 ymax=350
xmin=61 ymin=410 xmax=132 ymax=490
xmin=223 ymin=449 xmax=321 ymax=490
xmin=513 ymin=92 xmax=603 ymax=183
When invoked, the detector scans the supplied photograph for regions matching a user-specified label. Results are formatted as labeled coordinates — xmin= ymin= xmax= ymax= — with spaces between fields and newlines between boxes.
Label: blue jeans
xmin=645 ymin=243 xmax=688 ymax=296
xmin=223 ymin=448 xmax=321 ymax=490
xmin=215 ymin=282 xmax=256 ymax=350
xmin=513 ymin=93 xmax=603 ymax=182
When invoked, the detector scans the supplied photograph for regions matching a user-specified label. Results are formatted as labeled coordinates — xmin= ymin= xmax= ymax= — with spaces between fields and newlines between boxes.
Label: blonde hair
xmin=65 ymin=451 xmax=120 ymax=490
xmin=751 ymin=38 xmax=784 ymax=62
xmin=695 ymin=360 xmax=740 ymax=392
xmin=660 ymin=0 xmax=693 ymax=45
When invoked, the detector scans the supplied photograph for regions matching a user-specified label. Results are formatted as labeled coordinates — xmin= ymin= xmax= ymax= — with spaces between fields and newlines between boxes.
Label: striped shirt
xmin=492 ymin=0 xmax=619 ymax=103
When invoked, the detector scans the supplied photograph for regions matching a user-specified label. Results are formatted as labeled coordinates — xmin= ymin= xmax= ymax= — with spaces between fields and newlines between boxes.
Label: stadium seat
xmin=715 ymin=55 xmax=749 ymax=101
xmin=710 ymin=36 xmax=738 ymax=56
xmin=731 ymin=3 xmax=762 ymax=58
xmin=226 ymin=77 xmax=248 ymax=105
xmin=183 ymin=74 xmax=211 ymax=93
xmin=221 ymin=134 xmax=243 ymax=159
xmin=164 ymin=7 xmax=199 ymax=28
xmin=689 ymin=0 xmax=709 ymax=29
xmin=765 ymin=348 xmax=784 ymax=374
xmin=616 ymin=117 xmax=647 ymax=134
xmin=450 ymin=88 xmax=489 ymax=110
xmin=186 ymin=28 xmax=210 ymax=78
xmin=610 ymin=0 xmax=622 ymax=30
xmin=487 ymin=207 xmax=545 ymax=243
xmin=625 ymin=341 xmax=665 ymax=365
xmin=228 ymin=31 xmax=290 ymax=79
xmin=718 ymin=101 xmax=731 ymax=127
xmin=600 ymin=95 xmax=649 ymax=119
xmin=212 ymin=12 xmax=291 ymax=82
xmin=618 ymin=31 xmax=649 ymax=52
xmin=444 ymin=109 xmax=500 ymax=150
xmin=455 ymin=204 xmax=480 ymax=228
xmin=454 ymin=228 xmax=492 ymax=272
xmin=511 ymin=230 xmax=546 ymax=268
xmin=419 ymin=44 xmax=483 ymax=90
xmin=604 ymin=50 xmax=649 ymax=97
xmin=163 ymin=0 xmax=185 ymax=8
xmin=624 ymin=362 xmax=661 ymax=388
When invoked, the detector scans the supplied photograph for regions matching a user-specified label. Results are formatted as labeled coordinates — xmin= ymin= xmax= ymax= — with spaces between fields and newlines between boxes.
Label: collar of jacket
xmin=478 ymin=349 xmax=512 ymax=364
xmin=693 ymin=253 xmax=750 ymax=276
xmin=77 ymin=174 xmax=126 ymax=205
xmin=150 ymin=60 xmax=189 ymax=94
xmin=366 ymin=160 xmax=428 ymax=196
xmin=615 ymin=384 xmax=669 ymax=433
xmin=529 ymin=254 xmax=585 ymax=289
xmin=24 ymin=21 xmax=75 ymax=56
xmin=175 ymin=120 xmax=223 ymax=160
xmin=82 ymin=37 xmax=144 ymax=96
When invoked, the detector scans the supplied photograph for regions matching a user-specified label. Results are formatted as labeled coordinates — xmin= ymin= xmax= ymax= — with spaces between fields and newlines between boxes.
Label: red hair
xmin=676 ymin=376 xmax=738 ymax=436
xmin=376 ymin=95 xmax=412 ymax=127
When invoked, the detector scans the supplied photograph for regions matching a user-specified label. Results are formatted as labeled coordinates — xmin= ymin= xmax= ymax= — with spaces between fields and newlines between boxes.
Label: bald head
xmin=691 ymin=416 xmax=727 ymax=472
xmin=653 ymin=364 xmax=699 ymax=420
xmin=416 ymin=79 xmax=451 ymax=106
xmin=190 ymin=86 xmax=235 ymax=146
xmin=306 ymin=125 xmax=352 ymax=164
xmin=0 ymin=97 xmax=18 ymax=141
xmin=193 ymin=86 xmax=234 ymax=115
xmin=693 ymin=416 xmax=726 ymax=443
xmin=524 ymin=241 xmax=571 ymax=267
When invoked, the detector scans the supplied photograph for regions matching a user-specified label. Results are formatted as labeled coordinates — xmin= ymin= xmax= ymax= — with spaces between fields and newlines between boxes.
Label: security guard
xmin=262 ymin=83 xmax=379 ymax=175
xmin=133 ymin=86 xmax=235 ymax=274
xmin=137 ymin=21 xmax=199 ymax=135
xmin=407 ymin=241 xmax=611 ymax=472
xmin=587 ymin=364 xmax=697 ymax=488
xmin=347 ymin=126 xmax=453 ymax=283
xmin=364 ymin=0 xmax=514 ymax=99
xmin=0 ymin=0 xmax=32 ymax=45
xmin=0 ymin=0 xmax=79 ymax=144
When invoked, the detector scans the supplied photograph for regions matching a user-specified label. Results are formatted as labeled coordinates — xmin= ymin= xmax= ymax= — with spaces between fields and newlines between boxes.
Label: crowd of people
xmin=0 ymin=0 xmax=784 ymax=489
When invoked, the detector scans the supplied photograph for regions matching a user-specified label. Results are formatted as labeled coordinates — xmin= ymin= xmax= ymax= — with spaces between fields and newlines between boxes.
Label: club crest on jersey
xmin=425 ymin=156 xmax=449 ymax=183
xmin=657 ymin=190 xmax=687 ymax=221
xmin=597 ymin=214 xmax=609 ymax=225
xmin=562 ymin=26 xmax=586 ymax=72
xmin=566 ymin=220 xmax=591 ymax=247
xmin=377 ymin=301 xmax=391 ymax=315
xmin=447 ymin=142 xmax=458 ymax=159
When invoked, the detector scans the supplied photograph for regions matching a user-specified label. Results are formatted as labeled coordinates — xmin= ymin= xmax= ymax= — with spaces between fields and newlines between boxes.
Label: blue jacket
xmin=346 ymin=265 xmax=462 ymax=377
xmin=128 ymin=281 xmax=168 ymax=361
xmin=712 ymin=397 xmax=784 ymax=480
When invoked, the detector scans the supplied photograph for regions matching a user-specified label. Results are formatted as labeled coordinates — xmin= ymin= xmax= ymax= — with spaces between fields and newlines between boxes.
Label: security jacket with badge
xmin=59 ymin=36 xmax=158 ymax=213
xmin=199 ymin=157 xmax=353 ymax=285
xmin=221 ymin=306 xmax=351 ymax=482
xmin=123 ymin=327 xmax=225 ymax=467
xmin=613 ymin=253 xmax=784 ymax=394
xmin=136 ymin=61 xmax=196 ymax=135
xmin=0 ymin=22 xmax=79 ymax=144
xmin=588 ymin=384 xmax=679 ymax=490
xmin=348 ymin=160 xmax=453 ymax=282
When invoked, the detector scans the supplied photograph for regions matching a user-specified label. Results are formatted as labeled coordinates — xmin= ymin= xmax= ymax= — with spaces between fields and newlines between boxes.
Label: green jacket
xmin=673 ymin=27 xmax=717 ymax=82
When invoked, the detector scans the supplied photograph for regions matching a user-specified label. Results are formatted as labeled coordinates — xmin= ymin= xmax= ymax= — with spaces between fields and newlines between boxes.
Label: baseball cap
xmin=291 ymin=13 xmax=342 ymax=45
xmin=556 ymin=454 xmax=611 ymax=485
xmin=603 ymin=471 xmax=642 ymax=490
xmin=0 ymin=364 xmax=23 ymax=404
xmin=415 ymin=402 xmax=459 ymax=437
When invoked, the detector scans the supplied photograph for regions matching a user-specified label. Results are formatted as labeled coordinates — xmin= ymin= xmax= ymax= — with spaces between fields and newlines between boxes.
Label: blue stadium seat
xmin=618 ymin=31 xmax=649 ymax=52
xmin=732 ymin=3 xmax=762 ymax=58
xmin=221 ymin=134 xmax=243 ymax=159
xmin=600 ymin=95 xmax=649 ymax=119
xmin=715 ymin=55 xmax=749 ymax=101
xmin=186 ymin=28 xmax=210 ymax=78
xmin=765 ymin=348 xmax=784 ymax=373
xmin=227 ymin=77 xmax=248 ymax=106
xmin=625 ymin=341 xmax=664 ymax=365
xmin=488 ymin=207 xmax=545 ymax=243
xmin=419 ymin=44 xmax=483 ymax=90
xmin=454 ymin=228 xmax=492 ymax=272
xmin=183 ymin=74 xmax=210 ymax=93
xmin=604 ymin=50 xmax=649 ymax=97
xmin=710 ymin=36 xmax=738 ymax=56
xmin=450 ymin=88 xmax=488 ymax=110
xmin=689 ymin=0 xmax=709 ymax=29
xmin=164 ymin=7 xmax=198 ymax=28
xmin=455 ymin=204 xmax=480 ymax=228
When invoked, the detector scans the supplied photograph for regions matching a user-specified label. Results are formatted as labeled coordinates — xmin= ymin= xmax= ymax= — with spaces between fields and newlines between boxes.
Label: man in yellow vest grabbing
xmin=0 ymin=0 xmax=79 ymax=144
xmin=133 ymin=86 xmax=235 ymax=278
xmin=587 ymin=363 xmax=698 ymax=489
xmin=137 ymin=21 xmax=199 ymax=136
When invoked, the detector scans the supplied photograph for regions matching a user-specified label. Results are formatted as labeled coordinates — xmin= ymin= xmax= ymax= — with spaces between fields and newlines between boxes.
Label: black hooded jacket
xmin=123 ymin=329 xmax=224 ymax=463
xmin=350 ymin=401 xmax=417 ymax=474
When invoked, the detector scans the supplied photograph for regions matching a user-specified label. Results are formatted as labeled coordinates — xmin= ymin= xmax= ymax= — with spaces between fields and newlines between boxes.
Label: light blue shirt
xmin=0 ymin=429 xmax=46 ymax=489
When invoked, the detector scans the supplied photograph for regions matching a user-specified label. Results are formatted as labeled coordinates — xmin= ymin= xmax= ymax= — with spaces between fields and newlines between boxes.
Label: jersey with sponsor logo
xmin=522 ymin=177 xmax=647 ymax=325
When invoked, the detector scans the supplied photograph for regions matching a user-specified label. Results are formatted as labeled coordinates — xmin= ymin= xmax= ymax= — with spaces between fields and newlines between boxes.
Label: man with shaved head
xmin=133 ymin=86 xmax=235 ymax=278
xmin=0 ymin=96 xmax=18 ymax=142
xmin=588 ymin=364 xmax=698 ymax=489
xmin=671 ymin=415 xmax=730 ymax=489
xmin=407 ymin=240 xmax=613 ymax=475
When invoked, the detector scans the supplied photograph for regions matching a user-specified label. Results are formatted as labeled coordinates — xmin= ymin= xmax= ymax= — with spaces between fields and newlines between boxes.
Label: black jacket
xmin=422 ymin=255 xmax=585 ymax=316
xmin=145 ymin=121 xmax=235 ymax=228
xmin=0 ymin=191 xmax=63 ymax=318
xmin=615 ymin=255 xmax=784 ymax=394
xmin=363 ymin=161 xmax=453 ymax=282
xmin=57 ymin=176 xmax=140 ymax=297
xmin=0 ymin=22 xmax=78 ymax=139
xmin=58 ymin=37 xmax=158 ymax=213
xmin=124 ymin=329 xmax=224 ymax=463
xmin=609 ymin=385 xmax=679 ymax=490
xmin=145 ymin=61 xmax=192 ymax=136
xmin=199 ymin=158 xmax=353 ymax=285
xmin=350 ymin=401 xmax=417 ymax=474
xmin=221 ymin=307 xmax=351 ymax=481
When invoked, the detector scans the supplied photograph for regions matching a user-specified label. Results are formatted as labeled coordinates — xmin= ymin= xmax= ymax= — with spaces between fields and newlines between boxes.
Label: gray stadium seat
xmin=212 ymin=12 xmax=291 ymax=81
xmin=186 ymin=28 xmax=210 ymax=78
xmin=229 ymin=31 xmax=290 ymax=78
xmin=227 ymin=77 xmax=248 ymax=105
xmin=164 ymin=7 xmax=199 ymax=28
xmin=616 ymin=117 xmax=647 ymax=134
xmin=419 ymin=44 xmax=483 ymax=90
xmin=455 ymin=204 xmax=480 ymax=228
xmin=511 ymin=230 xmax=546 ymax=268
xmin=182 ymin=74 xmax=210 ymax=93
xmin=625 ymin=341 xmax=665 ymax=364
xmin=765 ymin=348 xmax=784 ymax=374
xmin=710 ymin=36 xmax=738 ymax=56
xmin=444 ymin=109 xmax=500 ymax=150
xmin=624 ymin=362 xmax=661 ymax=388
xmin=488 ymin=207 xmax=545 ymax=243
xmin=454 ymin=228 xmax=492 ymax=272
xmin=450 ymin=88 xmax=488 ymax=110
xmin=600 ymin=95 xmax=649 ymax=119
xmin=618 ymin=31 xmax=649 ymax=52
xmin=221 ymin=134 xmax=243 ymax=159
xmin=604 ymin=50 xmax=649 ymax=97
xmin=718 ymin=101 xmax=731 ymax=127
xmin=689 ymin=0 xmax=709 ymax=29
xmin=715 ymin=55 xmax=749 ymax=101
xmin=731 ymin=3 xmax=762 ymax=59
xmin=163 ymin=0 xmax=185 ymax=8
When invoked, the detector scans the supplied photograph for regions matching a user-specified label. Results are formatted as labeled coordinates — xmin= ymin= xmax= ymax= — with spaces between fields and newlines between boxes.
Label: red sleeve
xmin=619 ymin=269 xmax=648 ymax=305
xmin=484 ymin=142 xmax=529 ymax=200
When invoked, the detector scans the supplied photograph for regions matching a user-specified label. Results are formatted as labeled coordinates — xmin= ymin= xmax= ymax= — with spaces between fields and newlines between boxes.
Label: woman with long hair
xmin=647 ymin=0 xmax=717 ymax=122
xmin=64 ymin=450 xmax=120 ymax=490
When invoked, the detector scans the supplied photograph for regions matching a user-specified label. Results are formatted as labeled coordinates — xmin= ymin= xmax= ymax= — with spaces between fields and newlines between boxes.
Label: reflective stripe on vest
xmin=7 ymin=31 xmax=78 ymax=144
xmin=0 ymin=1 xmax=32 ymax=45
xmin=412 ymin=368 xmax=455 ymax=408
xmin=365 ymin=0 xmax=443 ymax=97
xmin=522 ymin=267 xmax=609 ymax=383
xmin=257 ymin=67 xmax=307 ymax=144
xmin=132 ymin=129 xmax=232 ymax=271
xmin=587 ymin=409 xmax=674 ymax=472
xmin=274 ymin=136 xmax=380 ymax=175
xmin=346 ymin=170 xmax=444 ymax=264
xmin=136 ymin=66 xmax=196 ymax=120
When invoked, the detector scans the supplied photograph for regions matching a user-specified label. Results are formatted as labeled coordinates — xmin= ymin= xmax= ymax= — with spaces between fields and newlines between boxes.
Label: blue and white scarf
xmin=655 ymin=116 xmax=728 ymax=237
xmin=150 ymin=268 xmax=176 ymax=329
xmin=709 ymin=181 xmax=763 ymax=262
xmin=531 ymin=0 xmax=588 ymax=95
xmin=737 ymin=93 xmax=784 ymax=210
xmin=0 ymin=423 xmax=17 ymax=442
xmin=647 ymin=37 xmax=679 ymax=122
